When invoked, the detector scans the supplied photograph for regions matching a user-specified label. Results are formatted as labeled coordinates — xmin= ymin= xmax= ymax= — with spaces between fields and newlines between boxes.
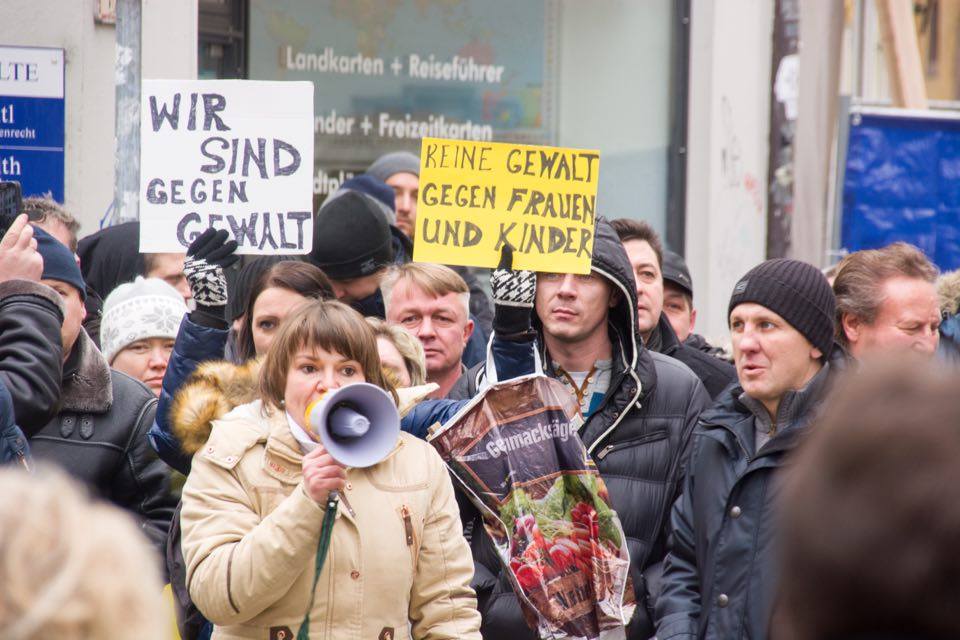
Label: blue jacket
xmin=0 ymin=380 xmax=30 ymax=468
xmin=461 ymin=317 xmax=487 ymax=369
xmin=938 ymin=314 xmax=960 ymax=364
xmin=148 ymin=315 xmax=229 ymax=474
xmin=401 ymin=336 xmax=536 ymax=439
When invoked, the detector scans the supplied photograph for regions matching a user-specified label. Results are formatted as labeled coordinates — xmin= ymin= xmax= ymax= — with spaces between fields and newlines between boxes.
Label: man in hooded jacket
xmin=450 ymin=217 xmax=710 ymax=639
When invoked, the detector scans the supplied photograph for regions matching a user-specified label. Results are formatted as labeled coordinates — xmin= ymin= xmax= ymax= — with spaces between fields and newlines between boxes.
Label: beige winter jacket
xmin=179 ymin=395 xmax=481 ymax=640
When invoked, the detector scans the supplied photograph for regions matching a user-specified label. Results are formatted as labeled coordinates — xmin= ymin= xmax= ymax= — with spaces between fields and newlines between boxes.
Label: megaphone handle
xmin=296 ymin=492 xmax=339 ymax=640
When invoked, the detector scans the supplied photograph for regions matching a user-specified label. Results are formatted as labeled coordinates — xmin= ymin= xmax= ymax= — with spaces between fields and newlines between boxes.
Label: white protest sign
xmin=139 ymin=80 xmax=314 ymax=254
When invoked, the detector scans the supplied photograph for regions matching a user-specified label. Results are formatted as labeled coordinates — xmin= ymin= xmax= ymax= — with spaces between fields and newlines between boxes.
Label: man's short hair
xmin=22 ymin=196 xmax=81 ymax=252
xmin=141 ymin=252 xmax=184 ymax=277
xmin=833 ymin=242 xmax=938 ymax=346
xmin=381 ymin=262 xmax=470 ymax=319
xmin=610 ymin=218 xmax=663 ymax=269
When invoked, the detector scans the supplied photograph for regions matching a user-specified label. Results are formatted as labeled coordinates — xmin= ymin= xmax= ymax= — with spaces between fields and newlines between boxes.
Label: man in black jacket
xmin=660 ymin=249 xmax=732 ymax=362
xmin=655 ymin=258 xmax=840 ymax=640
xmin=0 ymin=214 xmax=64 ymax=465
xmin=28 ymin=228 xmax=176 ymax=552
xmin=451 ymin=217 xmax=710 ymax=639
xmin=611 ymin=219 xmax=736 ymax=398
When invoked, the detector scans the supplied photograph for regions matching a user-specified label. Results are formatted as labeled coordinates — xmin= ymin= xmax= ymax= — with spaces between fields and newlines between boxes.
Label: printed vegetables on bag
xmin=429 ymin=376 xmax=635 ymax=640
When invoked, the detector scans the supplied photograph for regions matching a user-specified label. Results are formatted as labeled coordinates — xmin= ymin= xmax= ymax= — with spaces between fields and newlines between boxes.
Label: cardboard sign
xmin=139 ymin=80 xmax=314 ymax=254
xmin=413 ymin=138 xmax=599 ymax=274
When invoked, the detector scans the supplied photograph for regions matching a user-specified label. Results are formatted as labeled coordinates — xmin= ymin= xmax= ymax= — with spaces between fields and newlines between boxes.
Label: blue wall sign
xmin=842 ymin=108 xmax=960 ymax=272
xmin=0 ymin=46 xmax=65 ymax=202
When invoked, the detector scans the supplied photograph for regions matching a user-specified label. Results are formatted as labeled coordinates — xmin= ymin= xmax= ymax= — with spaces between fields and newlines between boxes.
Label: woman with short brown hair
xmin=179 ymin=300 xmax=482 ymax=639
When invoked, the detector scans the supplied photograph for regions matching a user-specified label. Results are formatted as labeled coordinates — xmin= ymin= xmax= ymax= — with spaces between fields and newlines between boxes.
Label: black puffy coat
xmin=0 ymin=279 xmax=64 ymax=435
xmin=29 ymin=330 xmax=176 ymax=552
xmin=655 ymin=350 xmax=843 ymax=640
xmin=652 ymin=314 xmax=737 ymax=399
xmin=451 ymin=218 xmax=711 ymax=639
xmin=684 ymin=333 xmax=732 ymax=363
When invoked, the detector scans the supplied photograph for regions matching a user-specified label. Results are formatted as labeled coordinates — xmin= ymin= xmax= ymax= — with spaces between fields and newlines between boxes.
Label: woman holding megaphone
xmin=179 ymin=299 xmax=483 ymax=639
xmin=178 ymin=246 xmax=537 ymax=640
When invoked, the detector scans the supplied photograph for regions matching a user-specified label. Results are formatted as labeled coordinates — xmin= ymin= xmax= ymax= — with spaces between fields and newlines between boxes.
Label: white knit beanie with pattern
xmin=99 ymin=277 xmax=187 ymax=364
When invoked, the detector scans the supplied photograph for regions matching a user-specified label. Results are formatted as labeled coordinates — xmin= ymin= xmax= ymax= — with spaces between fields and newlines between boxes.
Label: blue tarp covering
xmin=842 ymin=110 xmax=960 ymax=271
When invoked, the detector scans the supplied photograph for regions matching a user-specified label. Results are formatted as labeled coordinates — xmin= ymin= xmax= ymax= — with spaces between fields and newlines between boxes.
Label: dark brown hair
xmin=833 ymin=242 xmax=938 ymax=346
xmin=259 ymin=300 xmax=397 ymax=409
xmin=775 ymin=357 xmax=960 ymax=640
xmin=235 ymin=261 xmax=335 ymax=361
xmin=610 ymin=218 xmax=663 ymax=269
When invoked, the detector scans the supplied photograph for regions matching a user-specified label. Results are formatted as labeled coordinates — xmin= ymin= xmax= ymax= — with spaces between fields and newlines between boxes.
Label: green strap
xmin=297 ymin=493 xmax=339 ymax=640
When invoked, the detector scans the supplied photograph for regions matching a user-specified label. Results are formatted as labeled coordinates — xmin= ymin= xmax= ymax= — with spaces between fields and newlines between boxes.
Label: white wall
xmin=556 ymin=0 xmax=674 ymax=237
xmin=0 ymin=0 xmax=197 ymax=237
xmin=685 ymin=0 xmax=773 ymax=343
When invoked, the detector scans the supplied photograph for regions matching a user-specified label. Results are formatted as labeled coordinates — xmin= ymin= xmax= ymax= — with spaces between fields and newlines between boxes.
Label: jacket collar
xmin=261 ymin=406 xmax=406 ymax=484
xmin=700 ymin=346 xmax=845 ymax=460
xmin=60 ymin=330 xmax=112 ymax=414
xmin=738 ymin=360 xmax=831 ymax=442
xmin=652 ymin=313 xmax=680 ymax=356
xmin=263 ymin=408 xmax=306 ymax=484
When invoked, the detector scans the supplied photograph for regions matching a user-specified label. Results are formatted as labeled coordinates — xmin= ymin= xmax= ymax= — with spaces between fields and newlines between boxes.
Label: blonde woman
xmin=0 ymin=466 xmax=165 ymax=640
xmin=366 ymin=316 xmax=427 ymax=387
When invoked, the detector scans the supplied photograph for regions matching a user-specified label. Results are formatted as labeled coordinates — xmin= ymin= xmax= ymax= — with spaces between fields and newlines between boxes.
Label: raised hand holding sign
xmin=413 ymin=138 xmax=599 ymax=275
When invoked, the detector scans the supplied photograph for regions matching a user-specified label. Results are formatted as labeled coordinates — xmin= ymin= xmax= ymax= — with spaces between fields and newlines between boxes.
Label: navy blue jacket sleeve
xmin=460 ymin=315 xmax=487 ymax=369
xmin=401 ymin=336 xmax=538 ymax=439
xmin=148 ymin=315 xmax=228 ymax=474
xmin=0 ymin=379 xmax=30 ymax=468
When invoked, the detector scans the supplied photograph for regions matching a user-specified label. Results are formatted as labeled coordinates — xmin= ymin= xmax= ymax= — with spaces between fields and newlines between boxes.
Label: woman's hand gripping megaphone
xmin=300 ymin=392 xmax=346 ymax=503
xmin=301 ymin=445 xmax=347 ymax=504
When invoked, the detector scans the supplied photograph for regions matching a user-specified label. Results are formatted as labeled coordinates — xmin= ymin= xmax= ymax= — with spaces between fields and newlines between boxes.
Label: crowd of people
xmin=2 ymin=149 xmax=960 ymax=640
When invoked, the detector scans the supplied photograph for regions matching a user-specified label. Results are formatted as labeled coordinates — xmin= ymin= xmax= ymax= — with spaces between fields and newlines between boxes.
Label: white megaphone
xmin=305 ymin=383 xmax=401 ymax=468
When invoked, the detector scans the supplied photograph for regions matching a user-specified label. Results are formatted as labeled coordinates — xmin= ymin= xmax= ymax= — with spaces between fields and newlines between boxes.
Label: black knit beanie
xmin=310 ymin=191 xmax=394 ymax=280
xmin=728 ymin=258 xmax=836 ymax=355
xmin=36 ymin=226 xmax=86 ymax=300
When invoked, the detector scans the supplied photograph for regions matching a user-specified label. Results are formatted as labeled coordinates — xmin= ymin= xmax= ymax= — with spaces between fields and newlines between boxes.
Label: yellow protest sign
xmin=412 ymin=138 xmax=599 ymax=274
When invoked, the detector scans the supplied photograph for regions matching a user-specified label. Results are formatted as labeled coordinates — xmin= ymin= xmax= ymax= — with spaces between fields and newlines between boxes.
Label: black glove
xmin=491 ymin=245 xmax=536 ymax=342
xmin=183 ymin=228 xmax=238 ymax=329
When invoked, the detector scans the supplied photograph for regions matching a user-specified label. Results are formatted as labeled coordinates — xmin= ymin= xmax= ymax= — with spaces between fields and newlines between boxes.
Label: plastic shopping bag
xmin=428 ymin=374 xmax=635 ymax=640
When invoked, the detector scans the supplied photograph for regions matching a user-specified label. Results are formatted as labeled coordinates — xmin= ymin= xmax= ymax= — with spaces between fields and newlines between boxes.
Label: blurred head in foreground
xmin=775 ymin=357 xmax=960 ymax=640
xmin=0 ymin=466 xmax=165 ymax=640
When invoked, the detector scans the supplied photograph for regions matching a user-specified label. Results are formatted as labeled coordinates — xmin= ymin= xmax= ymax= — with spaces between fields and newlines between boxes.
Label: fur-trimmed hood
xmin=171 ymin=359 xmax=437 ymax=457
xmin=171 ymin=359 xmax=262 ymax=457
xmin=938 ymin=269 xmax=960 ymax=316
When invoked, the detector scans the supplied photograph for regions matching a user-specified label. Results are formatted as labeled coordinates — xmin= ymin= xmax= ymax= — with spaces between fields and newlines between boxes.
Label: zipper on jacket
xmin=595 ymin=430 xmax=668 ymax=460
xmin=401 ymin=505 xmax=414 ymax=545
xmin=586 ymin=368 xmax=644 ymax=456
xmin=400 ymin=504 xmax=418 ymax=572
xmin=338 ymin=491 xmax=356 ymax=518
